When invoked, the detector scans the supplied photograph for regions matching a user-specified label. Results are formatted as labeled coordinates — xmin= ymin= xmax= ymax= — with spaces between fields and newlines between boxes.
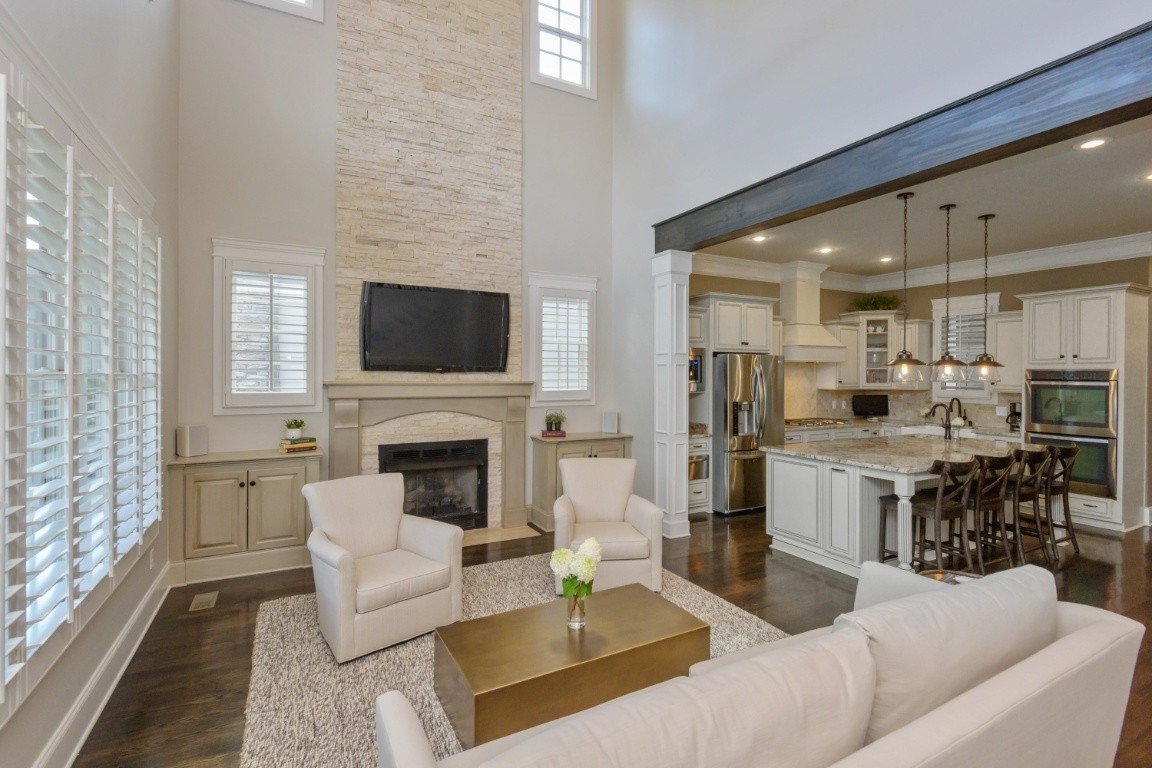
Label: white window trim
xmin=235 ymin=0 xmax=325 ymax=23
xmin=527 ymin=271 xmax=597 ymax=406
xmin=527 ymin=0 xmax=598 ymax=100
xmin=212 ymin=237 xmax=325 ymax=415
xmin=931 ymin=292 xmax=1000 ymax=404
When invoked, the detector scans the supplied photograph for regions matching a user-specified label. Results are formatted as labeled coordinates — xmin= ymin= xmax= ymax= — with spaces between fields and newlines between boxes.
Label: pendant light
xmin=887 ymin=192 xmax=925 ymax=386
xmin=968 ymin=213 xmax=1003 ymax=383
xmin=930 ymin=203 xmax=967 ymax=383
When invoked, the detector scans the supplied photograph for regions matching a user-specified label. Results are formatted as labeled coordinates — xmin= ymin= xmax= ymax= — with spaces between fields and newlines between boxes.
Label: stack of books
xmin=279 ymin=436 xmax=318 ymax=453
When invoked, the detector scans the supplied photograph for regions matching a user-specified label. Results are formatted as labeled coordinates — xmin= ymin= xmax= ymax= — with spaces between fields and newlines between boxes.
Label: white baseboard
xmin=35 ymin=564 xmax=170 ymax=768
xmin=173 ymin=546 xmax=311 ymax=586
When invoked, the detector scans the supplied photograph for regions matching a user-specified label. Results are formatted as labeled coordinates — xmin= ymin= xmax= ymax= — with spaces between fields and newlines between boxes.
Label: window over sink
xmin=932 ymin=293 xmax=1000 ymax=403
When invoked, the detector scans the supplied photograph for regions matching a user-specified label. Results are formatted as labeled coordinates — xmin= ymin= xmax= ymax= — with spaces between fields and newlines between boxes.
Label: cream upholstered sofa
xmin=375 ymin=563 xmax=1143 ymax=768
xmin=553 ymin=457 xmax=663 ymax=593
xmin=302 ymin=473 xmax=462 ymax=663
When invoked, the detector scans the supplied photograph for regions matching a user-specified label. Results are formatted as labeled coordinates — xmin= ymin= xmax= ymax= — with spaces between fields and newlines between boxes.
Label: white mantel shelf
xmin=325 ymin=380 xmax=533 ymax=527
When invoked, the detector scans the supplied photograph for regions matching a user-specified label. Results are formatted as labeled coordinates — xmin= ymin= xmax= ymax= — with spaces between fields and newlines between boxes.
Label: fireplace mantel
xmin=326 ymin=381 xmax=533 ymax=527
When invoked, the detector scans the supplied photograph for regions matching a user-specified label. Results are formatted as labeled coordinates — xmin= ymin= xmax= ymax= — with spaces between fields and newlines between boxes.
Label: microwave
xmin=688 ymin=348 xmax=705 ymax=392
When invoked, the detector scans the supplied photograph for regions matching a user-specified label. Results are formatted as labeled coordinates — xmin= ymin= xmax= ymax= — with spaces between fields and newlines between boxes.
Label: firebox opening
xmin=378 ymin=439 xmax=488 ymax=530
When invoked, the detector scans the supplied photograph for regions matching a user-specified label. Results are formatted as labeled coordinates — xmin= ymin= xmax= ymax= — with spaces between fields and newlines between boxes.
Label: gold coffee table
xmin=434 ymin=583 xmax=710 ymax=748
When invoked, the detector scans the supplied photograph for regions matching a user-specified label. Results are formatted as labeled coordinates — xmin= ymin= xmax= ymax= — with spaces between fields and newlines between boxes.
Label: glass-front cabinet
xmin=862 ymin=316 xmax=891 ymax=386
xmin=817 ymin=311 xmax=931 ymax=390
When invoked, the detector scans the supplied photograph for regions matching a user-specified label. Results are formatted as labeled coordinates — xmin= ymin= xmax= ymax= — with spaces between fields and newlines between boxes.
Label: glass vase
xmin=566 ymin=594 xmax=586 ymax=630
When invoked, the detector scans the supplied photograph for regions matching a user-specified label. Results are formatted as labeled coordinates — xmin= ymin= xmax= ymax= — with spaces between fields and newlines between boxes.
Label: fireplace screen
xmin=378 ymin=439 xmax=488 ymax=529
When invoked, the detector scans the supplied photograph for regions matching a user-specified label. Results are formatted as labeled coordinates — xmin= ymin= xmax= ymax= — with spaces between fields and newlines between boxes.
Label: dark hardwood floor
xmin=75 ymin=513 xmax=1152 ymax=767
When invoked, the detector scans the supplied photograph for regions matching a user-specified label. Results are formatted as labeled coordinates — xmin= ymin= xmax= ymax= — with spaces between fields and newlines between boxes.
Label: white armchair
xmin=302 ymin=473 xmax=463 ymax=663
xmin=553 ymin=457 xmax=664 ymax=593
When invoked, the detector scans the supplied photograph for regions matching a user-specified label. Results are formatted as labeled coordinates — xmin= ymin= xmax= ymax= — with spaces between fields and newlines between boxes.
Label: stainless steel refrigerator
xmin=711 ymin=353 xmax=783 ymax=515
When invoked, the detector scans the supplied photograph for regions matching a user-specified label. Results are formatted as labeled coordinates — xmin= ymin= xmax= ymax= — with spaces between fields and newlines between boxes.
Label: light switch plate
xmin=995 ymin=406 xmax=1008 ymax=417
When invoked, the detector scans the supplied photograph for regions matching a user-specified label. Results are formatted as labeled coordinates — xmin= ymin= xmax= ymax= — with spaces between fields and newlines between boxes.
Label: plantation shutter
xmin=111 ymin=203 xmax=142 ymax=561
xmin=71 ymin=159 xmax=113 ymax=603
xmin=540 ymin=295 xmax=590 ymax=393
xmin=18 ymin=94 xmax=73 ymax=656
xmin=938 ymin=312 xmax=986 ymax=391
xmin=139 ymin=226 xmax=161 ymax=533
xmin=227 ymin=266 xmax=309 ymax=398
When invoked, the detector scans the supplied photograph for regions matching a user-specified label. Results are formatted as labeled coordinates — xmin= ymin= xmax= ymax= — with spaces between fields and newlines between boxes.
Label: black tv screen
xmin=360 ymin=282 xmax=510 ymax=372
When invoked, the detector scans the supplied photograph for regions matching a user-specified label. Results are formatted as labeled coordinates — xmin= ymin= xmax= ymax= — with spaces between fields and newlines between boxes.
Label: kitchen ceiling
xmin=698 ymin=114 xmax=1152 ymax=276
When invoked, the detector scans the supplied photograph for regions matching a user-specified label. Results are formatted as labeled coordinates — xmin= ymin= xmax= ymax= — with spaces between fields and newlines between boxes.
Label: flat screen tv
xmin=360 ymin=282 xmax=510 ymax=372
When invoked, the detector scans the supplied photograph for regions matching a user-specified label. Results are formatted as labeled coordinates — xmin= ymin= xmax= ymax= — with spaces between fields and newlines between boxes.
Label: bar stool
xmin=1044 ymin=445 xmax=1081 ymax=561
xmin=878 ymin=459 xmax=976 ymax=572
xmin=967 ymin=454 xmax=1016 ymax=574
xmin=1005 ymin=448 xmax=1053 ymax=567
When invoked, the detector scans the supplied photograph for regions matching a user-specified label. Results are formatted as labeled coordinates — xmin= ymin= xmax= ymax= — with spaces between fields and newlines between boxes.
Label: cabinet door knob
xmin=239 ymin=481 xmax=245 ymax=488
xmin=1059 ymin=354 xmax=1065 ymax=359
xmin=249 ymin=480 xmax=256 ymax=487
xmin=741 ymin=341 xmax=749 ymax=346
xmin=1072 ymin=354 xmax=1078 ymax=359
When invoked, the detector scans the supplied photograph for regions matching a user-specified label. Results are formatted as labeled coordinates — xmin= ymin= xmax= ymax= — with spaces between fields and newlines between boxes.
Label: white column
xmin=652 ymin=250 xmax=693 ymax=538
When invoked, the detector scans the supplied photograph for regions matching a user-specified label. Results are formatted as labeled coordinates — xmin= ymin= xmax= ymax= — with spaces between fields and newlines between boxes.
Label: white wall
xmin=177 ymin=0 xmax=336 ymax=457
xmin=0 ymin=1 xmax=178 ymax=764
xmin=609 ymin=0 xmax=1152 ymax=498
xmin=522 ymin=2 xmax=618 ymax=497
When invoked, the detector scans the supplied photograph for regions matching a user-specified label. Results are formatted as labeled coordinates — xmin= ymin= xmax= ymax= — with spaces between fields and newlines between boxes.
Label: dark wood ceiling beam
xmin=653 ymin=21 xmax=1152 ymax=254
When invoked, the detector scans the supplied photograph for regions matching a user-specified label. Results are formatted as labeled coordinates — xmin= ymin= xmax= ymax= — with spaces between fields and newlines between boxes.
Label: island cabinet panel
xmin=825 ymin=466 xmax=857 ymax=561
xmin=768 ymin=458 xmax=820 ymax=545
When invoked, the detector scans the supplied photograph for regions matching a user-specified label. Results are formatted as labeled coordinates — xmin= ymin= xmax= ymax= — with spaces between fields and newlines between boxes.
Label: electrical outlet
xmin=995 ymin=406 xmax=1008 ymax=417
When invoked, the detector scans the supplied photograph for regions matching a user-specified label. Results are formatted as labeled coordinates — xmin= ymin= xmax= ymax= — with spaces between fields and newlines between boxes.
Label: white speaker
xmin=601 ymin=411 xmax=619 ymax=434
xmin=176 ymin=425 xmax=208 ymax=457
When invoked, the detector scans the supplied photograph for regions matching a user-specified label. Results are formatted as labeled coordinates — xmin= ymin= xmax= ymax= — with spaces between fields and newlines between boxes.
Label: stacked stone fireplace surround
xmin=330 ymin=0 xmax=528 ymax=528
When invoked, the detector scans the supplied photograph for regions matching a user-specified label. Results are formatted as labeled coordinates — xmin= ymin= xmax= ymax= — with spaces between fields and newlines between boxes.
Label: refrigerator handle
xmin=753 ymin=359 xmax=765 ymax=444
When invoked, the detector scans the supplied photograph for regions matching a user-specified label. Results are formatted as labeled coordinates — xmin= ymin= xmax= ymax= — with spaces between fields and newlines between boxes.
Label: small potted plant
xmin=284 ymin=418 xmax=305 ymax=440
xmin=544 ymin=410 xmax=567 ymax=435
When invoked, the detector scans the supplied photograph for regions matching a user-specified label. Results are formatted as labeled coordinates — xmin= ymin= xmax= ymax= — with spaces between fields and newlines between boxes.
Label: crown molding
xmin=211 ymin=236 xmax=326 ymax=266
xmin=864 ymin=231 xmax=1152 ymax=292
xmin=690 ymin=232 xmax=1152 ymax=294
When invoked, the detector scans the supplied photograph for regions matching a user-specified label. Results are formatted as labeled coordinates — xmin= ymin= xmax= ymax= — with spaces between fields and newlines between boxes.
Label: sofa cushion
xmin=572 ymin=522 xmax=650 ymax=560
xmin=480 ymin=627 xmax=876 ymax=768
xmin=833 ymin=564 xmax=1058 ymax=744
xmin=355 ymin=549 xmax=450 ymax=613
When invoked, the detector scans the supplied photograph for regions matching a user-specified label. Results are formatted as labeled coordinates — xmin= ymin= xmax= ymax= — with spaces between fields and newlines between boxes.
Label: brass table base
xmin=433 ymin=583 xmax=710 ymax=748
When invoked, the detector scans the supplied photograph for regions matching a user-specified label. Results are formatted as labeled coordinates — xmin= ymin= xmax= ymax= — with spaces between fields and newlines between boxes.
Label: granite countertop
xmin=762 ymin=434 xmax=1037 ymax=474
xmin=782 ymin=417 xmax=1021 ymax=439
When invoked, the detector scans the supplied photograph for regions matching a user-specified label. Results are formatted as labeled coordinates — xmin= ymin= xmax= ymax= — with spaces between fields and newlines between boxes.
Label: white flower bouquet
xmin=950 ymin=417 xmax=966 ymax=429
xmin=550 ymin=537 xmax=602 ymax=598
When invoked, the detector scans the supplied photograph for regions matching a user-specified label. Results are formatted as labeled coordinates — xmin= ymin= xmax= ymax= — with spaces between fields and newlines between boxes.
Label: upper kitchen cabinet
xmin=817 ymin=311 xmax=930 ymax=390
xmin=1021 ymin=285 xmax=1142 ymax=369
xmin=691 ymin=293 xmax=777 ymax=353
xmin=986 ymin=311 xmax=1023 ymax=392
xmin=688 ymin=306 xmax=706 ymax=346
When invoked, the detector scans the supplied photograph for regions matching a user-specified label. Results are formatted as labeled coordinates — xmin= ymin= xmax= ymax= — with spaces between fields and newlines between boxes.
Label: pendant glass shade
xmin=931 ymin=203 xmax=963 ymax=382
xmin=887 ymin=191 xmax=925 ymax=386
xmin=930 ymin=352 xmax=968 ymax=383
xmin=968 ymin=213 xmax=1001 ymax=382
xmin=890 ymin=349 xmax=926 ymax=385
xmin=969 ymin=351 xmax=1003 ymax=384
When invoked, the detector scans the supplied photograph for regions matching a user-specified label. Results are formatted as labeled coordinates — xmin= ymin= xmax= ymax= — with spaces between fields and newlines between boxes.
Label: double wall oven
xmin=1024 ymin=369 xmax=1117 ymax=498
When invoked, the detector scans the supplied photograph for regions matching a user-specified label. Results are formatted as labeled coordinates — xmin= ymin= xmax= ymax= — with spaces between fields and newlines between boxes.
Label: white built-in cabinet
xmin=1023 ymin=290 xmax=1116 ymax=367
xmin=1019 ymin=284 xmax=1150 ymax=533
xmin=688 ymin=306 xmax=706 ymax=346
xmin=693 ymin=293 xmax=776 ymax=353
xmin=817 ymin=311 xmax=930 ymax=390
xmin=816 ymin=323 xmax=860 ymax=388
xmin=768 ymin=456 xmax=859 ymax=566
xmin=168 ymin=449 xmax=321 ymax=582
xmin=986 ymin=311 xmax=1023 ymax=392
xmin=529 ymin=433 xmax=634 ymax=530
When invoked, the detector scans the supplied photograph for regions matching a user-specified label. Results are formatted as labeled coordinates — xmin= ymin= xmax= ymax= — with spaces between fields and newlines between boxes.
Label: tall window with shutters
xmin=530 ymin=0 xmax=596 ymax=98
xmin=1 ymin=73 xmax=163 ymax=715
xmin=528 ymin=272 xmax=596 ymax=405
xmin=212 ymin=239 xmax=323 ymax=414
xmin=932 ymin=293 xmax=1000 ymax=403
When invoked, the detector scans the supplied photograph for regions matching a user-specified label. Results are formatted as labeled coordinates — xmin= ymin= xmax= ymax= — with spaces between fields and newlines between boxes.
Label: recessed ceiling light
xmin=752 ymin=235 xmax=767 ymax=242
xmin=880 ymin=256 xmax=893 ymax=263
xmin=1077 ymin=137 xmax=1109 ymax=150
xmin=1145 ymin=173 xmax=1152 ymax=181
xmin=818 ymin=247 xmax=833 ymax=254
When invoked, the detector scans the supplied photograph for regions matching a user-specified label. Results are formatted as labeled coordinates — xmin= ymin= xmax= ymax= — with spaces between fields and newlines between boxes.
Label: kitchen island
xmin=762 ymin=434 xmax=1026 ymax=577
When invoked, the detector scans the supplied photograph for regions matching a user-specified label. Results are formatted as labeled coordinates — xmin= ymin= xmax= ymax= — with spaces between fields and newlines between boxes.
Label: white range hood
xmin=779 ymin=261 xmax=847 ymax=363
